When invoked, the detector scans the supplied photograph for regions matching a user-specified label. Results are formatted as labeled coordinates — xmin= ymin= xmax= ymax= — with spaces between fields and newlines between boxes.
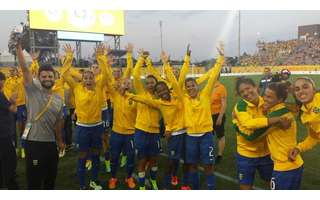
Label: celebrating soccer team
xmin=1 ymin=40 xmax=320 ymax=190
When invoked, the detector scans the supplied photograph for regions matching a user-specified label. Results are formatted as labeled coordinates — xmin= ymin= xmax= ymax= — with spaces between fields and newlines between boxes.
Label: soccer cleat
xmin=139 ymin=186 xmax=146 ymax=190
xmin=21 ymin=148 xmax=25 ymax=159
xmin=108 ymin=178 xmax=118 ymax=189
xmin=125 ymin=177 xmax=136 ymax=189
xmin=171 ymin=176 xmax=179 ymax=186
xmin=85 ymin=160 xmax=92 ymax=171
xmin=89 ymin=181 xmax=102 ymax=190
xmin=150 ymin=179 xmax=158 ymax=190
xmin=120 ymin=155 xmax=127 ymax=168
xmin=181 ymin=185 xmax=191 ymax=190
xmin=80 ymin=186 xmax=87 ymax=190
xmin=104 ymin=160 xmax=111 ymax=173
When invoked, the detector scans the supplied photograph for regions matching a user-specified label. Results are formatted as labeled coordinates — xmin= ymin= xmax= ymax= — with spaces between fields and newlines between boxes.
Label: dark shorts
xmin=185 ymin=132 xmax=215 ymax=165
xmin=110 ymin=131 xmax=135 ymax=158
xmin=134 ymin=129 xmax=161 ymax=160
xmin=236 ymin=153 xmax=274 ymax=186
xmin=211 ymin=114 xmax=226 ymax=139
xmin=168 ymin=133 xmax=186 ymax=161
xmin=76 ymin=124 xmax=104 ymax=152
xmin=271 ymin=166 xmax=303 ymax=190
xmin=16 ymin=105 xmax=27 ymax=122
xmin=102 ymin=109 xmax=111 ymax=132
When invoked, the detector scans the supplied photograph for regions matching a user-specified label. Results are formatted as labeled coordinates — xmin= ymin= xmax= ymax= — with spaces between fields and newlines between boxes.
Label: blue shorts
xmin=134 ymin=129 xmax=161 ymax=160
xmin=76 ymin=124 xmax=104 ymax=152
xmin=271 ymin=166 xmax=303 ymax=190
xmin=16 ymin=105 xmax=27 ymax=122
xmin=185 ymin=132 xmax=215 ymax=165
xmin=110 ymin=131 xmax=135 ymax=159
xmin=236 ymin=153 xmax=274 ymax=186
xmin=102 ymin=109 xmax=111 ymax=132
xmin=168 ymin=133 xmax=186 ymax=161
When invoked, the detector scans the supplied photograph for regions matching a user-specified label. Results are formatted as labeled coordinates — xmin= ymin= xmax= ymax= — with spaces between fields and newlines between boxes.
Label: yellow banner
xmin=29 ymin=10 xmax=125 ymax=35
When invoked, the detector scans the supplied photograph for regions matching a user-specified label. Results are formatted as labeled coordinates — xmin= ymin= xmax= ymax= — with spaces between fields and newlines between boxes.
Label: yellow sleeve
xmin=234 ymin=105 xmax=269 ymax=130
xmin=202 ymin=55 xmax=224 ymax=97
xmin=30 ymin=60 xmax=40 ymax=77
xmin=132 ymin=56 xmax=146 ymax=94
xmin=297 ymin=128 xmax=319 ymax=152
xmin=178 ymin=55 xmax=190 ymax=89
xmin=164 ymin=62 xmax=183 ymax=99
xmin=69 ymin=68 xmax=82 ymax=81
xmin=96 ymin=54 xmax=110 ymax=88
xmin=146 ymin=57 xmax=164 ymax=82
xmin=122 ymin=52 xmax=133 ymax=79
xmin=196 ymin=67 xmax=213 ymax=85
xmin=127 ymin=93 xmax=160 ymax=109
xmin=61 ymin=53 xmax=77 ymax=89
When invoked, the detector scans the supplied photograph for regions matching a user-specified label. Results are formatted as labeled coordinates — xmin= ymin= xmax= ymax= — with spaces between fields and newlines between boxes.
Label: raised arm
xmin=16 ymin=42 xmax=32 ymax=85
xmin=132 ymin=50 xmax=146 ymax=94
xmin=61 ymin=44 xmax=77 ymax=89
xmin=178 ymin=44 xmax=191 ymax=89
xmin=202 ymin=48 xmax=225 ymax=97
xmin=122 ymin=43 xmax=134 ymax=79
xmin=161 ymin=51 xmax=183 ymax=98
xmin=146 ymin=56 xmax=164 ymax=81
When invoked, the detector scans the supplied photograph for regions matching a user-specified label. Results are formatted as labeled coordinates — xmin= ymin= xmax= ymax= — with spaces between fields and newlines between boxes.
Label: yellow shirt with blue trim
xmin=232 ymin=97 xmax=270 ymax=158
xmin=297 ymin=92 xmax=320 ymax=152
xmin=265 ymin=103 xmax=303 ymax=171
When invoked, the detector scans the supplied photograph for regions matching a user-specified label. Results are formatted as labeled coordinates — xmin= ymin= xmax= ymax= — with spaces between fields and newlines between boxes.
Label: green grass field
xmin=15 ymin=74 xmax=320 ymax=190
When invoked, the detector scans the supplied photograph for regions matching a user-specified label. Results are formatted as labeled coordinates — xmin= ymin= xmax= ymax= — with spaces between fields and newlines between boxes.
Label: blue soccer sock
xmin=77 ymin=158 xmax=86 ymax=188
xmin=150 ymin=166 xmax=158 ymax=180
xmin=110 ymin=154 xmax=119 ymax=178
xmin=164 ymin=174 xmax=171 ymax=188
xmin=126 ymin=154 xmax=134 ymax=178
xmin=138 ymin=172 xmax=146 ymax=187
xmin=104 ymin=151 xmax=110 ymax=161
xmin=91 ymin=154 xmax=100 ymax=182
xmin=206 ymin=174 xmax=215 ymax=190
xmin=190 ymin=172 xmax=200 ymax=190
xmin=182 ymin=172 xmax=190 ymax=186
xmin=172 ymin=160 xmax=180 ymax=176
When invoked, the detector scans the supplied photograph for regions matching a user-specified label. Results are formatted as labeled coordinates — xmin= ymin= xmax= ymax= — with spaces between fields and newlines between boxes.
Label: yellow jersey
xmin=183 ymin=56 xmax=224 ymax=134
xmin=4 ymin=76 xmax=25 ymax=106
xmin=128 ymin=62 xmax=185 ymax=133
xmin=265 ymin=103 xmax=303 ymax=171
xmin=297 ymin=92 xmax=320 ymax=152
xmin=62 ymin=52 xmax=107 ymax=125
xmin=232 ymin=97 xmax=270 ymax=158
xmin=132 ymin=56 xmax=160 ymax=133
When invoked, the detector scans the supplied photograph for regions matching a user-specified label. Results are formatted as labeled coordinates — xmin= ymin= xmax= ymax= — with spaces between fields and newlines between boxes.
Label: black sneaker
xmin=215 ymin=155 xmax=222 ymax=165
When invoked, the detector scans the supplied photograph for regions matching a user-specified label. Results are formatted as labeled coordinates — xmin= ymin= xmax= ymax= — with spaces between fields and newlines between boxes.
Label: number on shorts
xmin=270 ymin=177 xmax=276 ymax=190
xmin=209 ymin=146 xmax=214 ymax=158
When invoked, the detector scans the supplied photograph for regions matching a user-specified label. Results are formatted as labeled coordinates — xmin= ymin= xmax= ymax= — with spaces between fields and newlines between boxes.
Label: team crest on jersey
xmin=313 ymin=107 xmax=320 ymax=114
